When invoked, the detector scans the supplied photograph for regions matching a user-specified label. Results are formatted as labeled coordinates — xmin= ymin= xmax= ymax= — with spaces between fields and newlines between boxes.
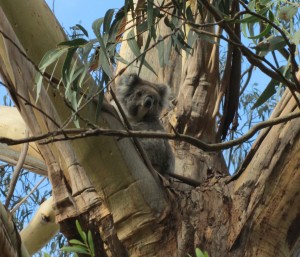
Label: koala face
xmin=117 ymin=74 xmax=169 ymax=122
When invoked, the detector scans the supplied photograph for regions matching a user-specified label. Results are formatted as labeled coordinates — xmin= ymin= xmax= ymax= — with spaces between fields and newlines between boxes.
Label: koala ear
xmin=117 ymin=73 xmax=140 ymax=99
xmin=119 ymin=73 xmax=140 ymax=88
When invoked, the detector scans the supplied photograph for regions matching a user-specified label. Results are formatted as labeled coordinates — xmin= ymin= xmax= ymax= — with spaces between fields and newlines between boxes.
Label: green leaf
xmin=240 ymin=8 xmax=268 ymax=23
xmin=43 ymin=252 xmax=51 ymax=257
xmin=187 ymin=30 xmax=198 ymax=49
xmin=138 ymin=34 xmax=151 ymax=75
xmin=76 ymin=220 xmax=87 ymax=243
xmin=127 ymin=29 xmax=157 ymax=75
xmin=92 ymin=18 xmax=104 ymax=39
xmin=75 ymin=24 xmax=89 ymax=37
xmin=147 ymin=0 xmax=155 ymax=36
xmin=95 ymin=75 xmax=105 ymax=121
xmin=252 ymin=79 xmax=277 ymax=109
xmin=195 ymin=248 xmax=209 ymax=257
xmin=248 ymin=11 xmax=274 ymax=39
xmin=98 ymin=48 xmax=113 ymax=78
xmin=35 ymin=47 xmax=68 ymax=101
xmin=164 ymin=37 xmax=172 ymax=66
xmin=69 ymin=239 xmax=86 ymax=247
xmin=58 ymin=38 xmax=87 ymax=47
xmin=87 ymin=230 xmax=95 ymax=257
xmin=62 ymin=47 xmax=78 ymax=87
xmin=157 ymin=36 xmax=164 ymax=67
xmin=61 ymin=246 xmax=89 ymax=254
xmin=104 ymin=9 xmax=115 ymax=35
xmin=39 ymin=48 xmax=68 ymax=71
xmin=115 ymin=53 xmax=129 ymax=65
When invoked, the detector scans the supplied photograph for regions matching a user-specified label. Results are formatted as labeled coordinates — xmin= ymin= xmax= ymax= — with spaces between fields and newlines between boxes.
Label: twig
xmin=5 ymin=130 xmax=29 ymax=208
xmin=10 ymin=177 xmax=47 ymax=213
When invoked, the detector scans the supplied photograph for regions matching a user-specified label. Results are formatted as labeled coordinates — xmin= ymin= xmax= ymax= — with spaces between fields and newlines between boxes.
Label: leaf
xmin=58 ymin=38 xmax=87 ymax=47
xmin=195 ymin=248 xmax=209 ymax=257
xmin=95 ymin=75 xmax=105 ymax=121
xmin=164 ymin=37 xmax=172 ymax=66
xmin=187 ymin=30 xmax=198 ymax=49
xmin=69 ymin=239 xmax=86 ymax=247
xmin=92 ymin=18 xmax=104 ymax=39
xmin=39 ymin=48 xmax=68 ymax=71
xmin=115 ymin=53 xmax=129 ymax=65
xmin=248 ymin=11 xmax=274 ymax=39
xmin=127 ymin=30 xmax=157 ymax=75
xmin=147 ymin=0 xmax=155 ymax=36
xmin=35 ymin=47 xmax=68 ymax=102
xmin=157 ymin=36 xmax=164 ymax=67
xmin=62 ymin=47 xmax=78 ymax=87
xmin=75 ymin=24 xmax=89 ymax=37
xmin=87 ymin=230 xmax=95 ymax=257
xmin=76 ymin=220 xmax=87 ymax=243
xmin=252 ymin=78 xmax=277 ymax=109
xmin=104 ymin=9 xmax=115 ymax=34
xmin=138 ymin=34 xmax=151 ymax=75
xmin=98 ymin=48 xmax=113 ymax=78
xmin=61 ymin=246 xmax=89 ymax=254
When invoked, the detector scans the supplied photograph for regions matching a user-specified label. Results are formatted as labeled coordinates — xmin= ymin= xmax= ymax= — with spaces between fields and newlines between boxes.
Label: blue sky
xmin=45 ymin=0 xmax=124 ymax=31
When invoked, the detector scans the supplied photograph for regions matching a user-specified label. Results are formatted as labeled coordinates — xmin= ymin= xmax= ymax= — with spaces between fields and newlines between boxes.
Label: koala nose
xmin=144 ymin=96 xmax=154 ymax=108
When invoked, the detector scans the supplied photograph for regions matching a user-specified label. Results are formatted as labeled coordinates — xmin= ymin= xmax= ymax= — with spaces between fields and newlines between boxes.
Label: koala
xmin=117 ymin=73 xmax=174 ymax=175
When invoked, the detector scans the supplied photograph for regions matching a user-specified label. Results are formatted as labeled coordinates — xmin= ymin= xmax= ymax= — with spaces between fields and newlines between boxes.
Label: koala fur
xmin=117 ymin=73 xmax=174 ymax=175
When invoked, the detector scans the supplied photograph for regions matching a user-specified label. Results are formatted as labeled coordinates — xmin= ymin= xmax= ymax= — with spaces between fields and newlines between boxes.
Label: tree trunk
xmin=0 ymin=0 xmax=299 ymax=257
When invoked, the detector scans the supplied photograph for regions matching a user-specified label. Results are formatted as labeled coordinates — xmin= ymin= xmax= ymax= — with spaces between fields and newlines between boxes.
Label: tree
xmin=0 ymin=0 xmax=300 ymax=256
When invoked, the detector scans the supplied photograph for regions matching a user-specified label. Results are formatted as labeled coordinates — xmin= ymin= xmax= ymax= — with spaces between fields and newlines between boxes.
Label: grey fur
xmin=117 ymin=73 xmax=174 ymax=175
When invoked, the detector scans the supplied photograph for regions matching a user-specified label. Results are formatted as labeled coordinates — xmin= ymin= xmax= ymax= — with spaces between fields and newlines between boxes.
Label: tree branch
xmin=1 ymin=111 xmax=299 ymax=152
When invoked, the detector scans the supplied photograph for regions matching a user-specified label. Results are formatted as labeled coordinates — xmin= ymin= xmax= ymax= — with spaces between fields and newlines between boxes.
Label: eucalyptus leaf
xmin=104 ymin=9 xmax=115 ymax=34
xmin=157 ymin=36 xmax=165 ymax=67
xmin=75 ymin=24 xmax=89 ymax=37
xmin=92 ymin=17 xmax=104 ymax=39
xmin=69 ymin=239 xmax=86 ymax=246
xmin=252 ymin=79 xmax=277 ymax=109
xmin=61 ymin=246 xmax=89 ymax=254
xmin=76 ymin=220 xmax=87 ymax=243
xmin=58 ymin=38 xmax=87 ymax=47
xmin=62 ymin=47 xmax=78 ymax=87
xmin=88 ymin=230 xmax=95 ymax=256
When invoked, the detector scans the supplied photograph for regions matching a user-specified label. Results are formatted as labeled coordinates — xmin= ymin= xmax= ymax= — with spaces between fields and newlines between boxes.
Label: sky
xmin=45 ymin=0 xmax=124 ymax=34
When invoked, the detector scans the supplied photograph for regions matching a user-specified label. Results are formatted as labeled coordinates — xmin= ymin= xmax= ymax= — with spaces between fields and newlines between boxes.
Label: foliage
xmin=60 ymin=220 xmax=95 ymax=257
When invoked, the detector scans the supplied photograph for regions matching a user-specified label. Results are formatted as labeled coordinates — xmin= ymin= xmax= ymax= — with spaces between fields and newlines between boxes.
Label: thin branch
xmin=1 ymin=111 xmax=300 ymax=152
xmin=5 ymin=129 xmax=29 ymax=208
xmin=10 ymin=177 xmax=47 ymax=213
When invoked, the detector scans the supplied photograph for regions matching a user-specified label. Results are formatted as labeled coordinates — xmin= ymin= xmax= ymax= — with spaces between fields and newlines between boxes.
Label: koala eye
xmin=136 ymin=91 xmax=143 ymax=97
